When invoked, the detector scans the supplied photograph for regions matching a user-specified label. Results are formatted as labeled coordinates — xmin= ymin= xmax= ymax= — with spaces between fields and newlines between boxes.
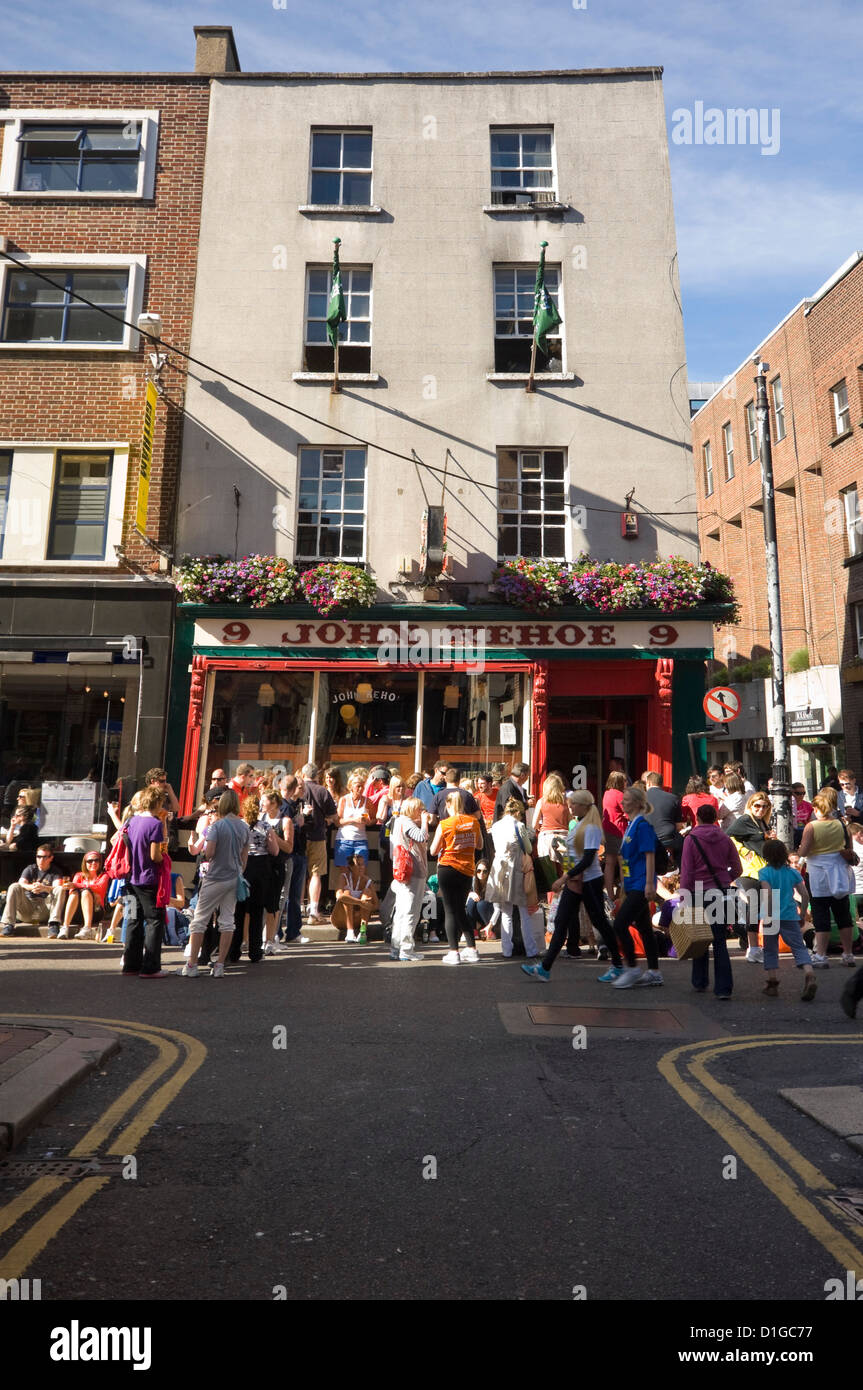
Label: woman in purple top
xmin=122 ymin=784 xmax=169 ymax=978
xmin=679 ymin=803 xmax=741 ymax=999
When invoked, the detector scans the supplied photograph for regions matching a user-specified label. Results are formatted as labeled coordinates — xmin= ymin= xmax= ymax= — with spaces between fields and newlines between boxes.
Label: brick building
xmin=0 ymin=28 xmax=238 ymax=819
xmin=692 ymin=250 xmax=863 ymax=787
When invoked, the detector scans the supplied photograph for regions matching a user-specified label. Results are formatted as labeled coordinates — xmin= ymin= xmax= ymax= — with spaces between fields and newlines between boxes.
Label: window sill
xmin=298 ymin=204 xmax=383 ymax=215
xmin=482 ymin=202 xmax=568 ymax=215
xmin=486 ymin=372 xmax=576 ymax=383
xmin=291 ymin=372 xmax=380 ymax=384
xmin=0 ymin=342 xmax=131 ymax=352
xmin=829 ymin=427 xmax=854 ymax=447
xmin=1 ymin=190 xmax=147 ymax=200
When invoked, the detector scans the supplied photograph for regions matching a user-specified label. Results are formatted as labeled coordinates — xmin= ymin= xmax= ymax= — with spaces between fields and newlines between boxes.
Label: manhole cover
xmin=827 ymin=1189 xmax=863 ymax=1226
xmin=0 ymin=1156 xmax=126 ymax=1180
xmin=526 ymin=1005 xmax=686 ymax=1033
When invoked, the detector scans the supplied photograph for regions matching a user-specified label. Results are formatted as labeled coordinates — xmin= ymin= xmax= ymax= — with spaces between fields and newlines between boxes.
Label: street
xmin=2 ymin=936 xmax=861 ymax=1312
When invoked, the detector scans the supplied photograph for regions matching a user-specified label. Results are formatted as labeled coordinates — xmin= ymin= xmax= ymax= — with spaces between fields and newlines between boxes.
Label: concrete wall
xmin=177 ymin=71 xmax=695 ymax=590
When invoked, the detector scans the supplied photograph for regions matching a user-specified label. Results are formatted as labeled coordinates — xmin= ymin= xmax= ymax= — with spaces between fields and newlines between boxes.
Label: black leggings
xmin=437 ymin=864 xmax=475 ymax=950
xmin=544 ymin=878 xmax=621 ymax=972
xmin=811 ymin=894 xmax=853 ymax=935
xmin=615 ymin=889 xmax=658 ymax=971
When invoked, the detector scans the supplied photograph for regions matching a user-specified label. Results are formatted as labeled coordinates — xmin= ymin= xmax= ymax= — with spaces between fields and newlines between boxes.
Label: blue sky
xmin=6 ymin=0 xmax=862 ymax=384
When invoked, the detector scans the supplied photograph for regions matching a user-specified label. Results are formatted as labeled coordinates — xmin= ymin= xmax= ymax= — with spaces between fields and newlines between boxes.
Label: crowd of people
xmin=1 ymin=754 xmax=861 ymax=1016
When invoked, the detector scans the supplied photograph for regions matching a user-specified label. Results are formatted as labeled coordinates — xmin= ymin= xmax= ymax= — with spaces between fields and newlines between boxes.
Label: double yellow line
xmin=659 ymin=1034 xmax=863 ymax=1271
xmin=0 ymin=1015 xmax=205 ymax=1280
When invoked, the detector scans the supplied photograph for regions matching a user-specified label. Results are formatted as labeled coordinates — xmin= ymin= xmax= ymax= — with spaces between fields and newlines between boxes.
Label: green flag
xmin=533 ymin=241 xmax=561 ymax=355
xmin=326 ymin=238 xmax=347 ymax=350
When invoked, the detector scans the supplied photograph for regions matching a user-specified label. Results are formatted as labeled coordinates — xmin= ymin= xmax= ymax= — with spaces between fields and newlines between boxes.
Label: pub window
xmin=204 ymin=670 xmax=314 ymax=781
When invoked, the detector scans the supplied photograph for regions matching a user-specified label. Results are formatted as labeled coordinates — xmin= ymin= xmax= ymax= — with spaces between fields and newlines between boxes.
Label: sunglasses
xmin=36 ymin=853 xmax=52 ymax=859
xmin=85 ymin=858 xmax=101 ymax=864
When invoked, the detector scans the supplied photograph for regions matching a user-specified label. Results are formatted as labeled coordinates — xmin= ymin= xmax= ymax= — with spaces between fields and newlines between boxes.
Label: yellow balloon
xmin=340 ymin=704 xmax=356 ymax=722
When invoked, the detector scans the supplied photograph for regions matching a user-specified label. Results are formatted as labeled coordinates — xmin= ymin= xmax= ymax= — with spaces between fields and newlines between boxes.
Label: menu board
xmin=40 ymin=782 xmax=98 ymax=837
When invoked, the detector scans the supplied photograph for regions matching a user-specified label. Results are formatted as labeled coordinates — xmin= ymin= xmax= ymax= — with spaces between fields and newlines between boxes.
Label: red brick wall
xmin=691 ymin=256 xmax=863 ymax=765
xmin=0 ymin=77 xmax=210 ymax=571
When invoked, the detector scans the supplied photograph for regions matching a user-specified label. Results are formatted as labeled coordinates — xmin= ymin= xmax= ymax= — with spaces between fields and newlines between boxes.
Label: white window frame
xmin=771 ymin=375 xmax=786 ymax=442
xmin=832 ymin=380 xmax=851 ymax=436
xmin=307 ymin=128 xmax=373 ymax=207
xmin=745 ymin=400 xmax=758 ymax=462
xmin=489 ymin=127 xmax=556 ymax=205
xmin=0 ymin=110 xmax=159 ymax=199
xmin=722 ymin=422 xmax=734 ymax=480
xmin=496 ymin=447 xmax=570 ymax=561
xmin=492 ymin=262 xmax=564 ymax=372
xmin=854 ymin=601 xmax=863 ymax=659
xmin=0 ymin=253 xmax=146 ymax=352
xmin=304 ymin=264 xmax=372 ymax=355
xmin=703 ymin=441 xmax=714 ymax=497
xmin=842 ymin=485 xmax=863 ymax=558
xmin=0 ymin=442 xmax=130 ymax=567
xmin=295 ymin=446 xmax=367 ymax=563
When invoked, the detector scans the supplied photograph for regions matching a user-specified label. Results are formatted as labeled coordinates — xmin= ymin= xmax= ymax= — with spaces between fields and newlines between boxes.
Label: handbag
xmin=535 ymin=855 xmax=561 ymax=892
xmin=393 ymin=842 xmax=413 ymax=884
xmin=105 ymin=828 xmax=131 ymax=880
xmin=236 ymin=874 xmax=250 ymax=902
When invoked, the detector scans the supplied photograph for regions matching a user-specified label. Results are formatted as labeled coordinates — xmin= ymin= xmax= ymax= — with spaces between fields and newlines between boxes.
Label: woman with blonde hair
xmin=485 ymin=796 xmax=544 ymax=960
xmin=523 ymin=790 xmax=623 ymax=981
xmin=728 ymin=791 xmax=774 ymax=961
xmin=799 ymin=791 xmax=856 ymax=968
xmin=389 ymin=795 xmax=431 ymax=961
xmin=533 ymin=772 xmax=570 ymax=860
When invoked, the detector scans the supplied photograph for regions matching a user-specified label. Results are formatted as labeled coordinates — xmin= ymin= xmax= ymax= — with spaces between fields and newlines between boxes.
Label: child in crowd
xmin=757 ymin=838 xmax=817 ymax=1000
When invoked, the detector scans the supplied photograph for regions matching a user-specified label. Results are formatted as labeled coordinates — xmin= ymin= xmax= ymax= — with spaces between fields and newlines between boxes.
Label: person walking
xmin=728 ymin=792 xmax=775 ymax=963
xmin=180 ymin=789 xmax=250 ymax=978
xmin=228 ymin=796 xmax=278 ymax=965
xmin=533 ymin=773 xmax=570 ymax=861
xmin=799 ymin=792 xmax=857 ymax=968
xmin=389 ymin=796 xmax=431 ymax=961
xmin=485 ymin=797 xmax=544 ymax=960
xmin=678 ymin=803 xmax=740 ymax=999
xmin=757 ymin=838 xmax=817 ymax=1000
xmin=612 ymin=785 xmax=663 ymax=989
xmin=429 ymin=791 xmax=483 ymax=963
xmin=522 ymin=790 xmax=623 ymax=982
xmin=123 ymin=784 xmax=169 ymax=978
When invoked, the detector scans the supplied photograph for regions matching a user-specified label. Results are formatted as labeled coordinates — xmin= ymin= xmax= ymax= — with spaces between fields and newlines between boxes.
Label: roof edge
xmin=0 ymin=65 xmax=662 ymax=82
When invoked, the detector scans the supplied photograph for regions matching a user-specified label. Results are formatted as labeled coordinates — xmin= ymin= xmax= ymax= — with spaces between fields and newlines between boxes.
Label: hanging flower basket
xmin=490 ymin=556 xmax=739 ymax=622
xmin=299 ymin=563 xmax=377 ymax=617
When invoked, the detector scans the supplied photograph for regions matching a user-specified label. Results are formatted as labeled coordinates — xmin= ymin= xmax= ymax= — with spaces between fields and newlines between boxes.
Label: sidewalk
xmin=780 ymin=1085 xmax=863 ymax=1155
xmin=0 ymin=1021 xmax=120 ymax=1153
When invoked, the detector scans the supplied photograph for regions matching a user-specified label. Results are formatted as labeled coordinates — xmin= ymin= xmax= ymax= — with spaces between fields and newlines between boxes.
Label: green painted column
xmin=165 ymin=608 xmax=195 ymax=786
xmin=672 ymin=657 xmax=707 ymax=790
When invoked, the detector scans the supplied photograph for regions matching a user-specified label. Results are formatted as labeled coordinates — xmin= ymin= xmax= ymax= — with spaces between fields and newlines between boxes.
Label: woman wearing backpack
xmin=388 ymin=796 xmax=431 ymax=961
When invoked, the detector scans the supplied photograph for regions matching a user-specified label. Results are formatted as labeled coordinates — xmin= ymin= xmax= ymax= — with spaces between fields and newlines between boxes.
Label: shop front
xmin=170 ymin=607 xmax=716 ymax=808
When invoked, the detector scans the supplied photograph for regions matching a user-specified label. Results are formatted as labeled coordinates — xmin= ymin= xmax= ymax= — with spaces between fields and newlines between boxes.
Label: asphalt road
xmin=2 ymin=936 xmax=862 ymax=1309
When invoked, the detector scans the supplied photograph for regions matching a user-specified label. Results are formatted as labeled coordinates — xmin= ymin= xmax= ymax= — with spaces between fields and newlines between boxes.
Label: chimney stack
xmin=194 ymin=26 xmax=241 ymax=74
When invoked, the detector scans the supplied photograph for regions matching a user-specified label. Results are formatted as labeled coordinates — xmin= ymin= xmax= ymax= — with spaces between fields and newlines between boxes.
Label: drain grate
xmin=526 ymin=1004 xmax=686 ymax=1033
xmin=827 ymin=1189 xmax=863 ymax=1227
xmin=0 ymin=1156 xmax=126 ymax=1180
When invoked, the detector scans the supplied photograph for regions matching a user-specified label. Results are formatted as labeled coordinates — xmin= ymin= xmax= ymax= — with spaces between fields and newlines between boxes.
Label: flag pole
xmin=526 ymin=337 xmax=538 ymax=394
xmin=527 ymin=240 xmax=548 ymax=394
xmin=331 ymin=237 xmax=341 ymax=395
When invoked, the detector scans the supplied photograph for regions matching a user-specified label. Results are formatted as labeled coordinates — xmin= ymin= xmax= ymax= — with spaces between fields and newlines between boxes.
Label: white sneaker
xmin=459 ymin=947 xmax=480 ymax=963
xmin=634 ymin=969 xmax=664 ymax=987
xmin=307 ymin=911 xmax=327 ymax=924
xmin=612 ymin=966 xmax=644 ymax=989
xmin=399 ymin=951 xmax=424 ymax=962
xmin=57 ymin=926 xmax=69 ymax=939
xmin=287 ymin=935 xmax=310 ymax=945
xmin=345 ymin=929 xmax=357 ymax=942
xmin=442 ymin=950 xmax=462 ymax=965
xmin=811 ymin=953 xmax=830 ymax=969
xmin=745 ymin=947 xmax=764 ymax=963
xmin=211 ymin=962 xmax=225 ymax=978
xmin=842 ymin=953 xmax=856 ymax=967
xmin=263 ymin=942 xmax=275 ymax=956
xmin=176 ymin=964 xmax=199 ymax=977
xmin=76 ymin=926 xmax=94 ymax=940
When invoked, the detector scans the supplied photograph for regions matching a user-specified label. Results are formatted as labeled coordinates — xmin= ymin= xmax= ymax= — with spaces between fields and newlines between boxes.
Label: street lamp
xmin=753 ymin=356 xmax=793 ymax=847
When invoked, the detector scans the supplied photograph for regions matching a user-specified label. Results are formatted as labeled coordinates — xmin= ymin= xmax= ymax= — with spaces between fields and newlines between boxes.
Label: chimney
xmin=194 ymin=25 xmax=241 ymax=74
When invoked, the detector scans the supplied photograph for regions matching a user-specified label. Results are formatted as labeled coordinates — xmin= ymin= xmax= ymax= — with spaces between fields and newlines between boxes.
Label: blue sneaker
xmin=522 ymin=963 xmax=550 ymax=982
xmin=598 ymin=965 xmax=623 ymax=982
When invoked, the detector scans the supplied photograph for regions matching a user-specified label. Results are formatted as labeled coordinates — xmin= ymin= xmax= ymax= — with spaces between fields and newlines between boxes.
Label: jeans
xmin=545 ymin=878 xmax=620 ymax=972
xmin=615 ymin=889 xmax=658 ymax=970
xmin=691 ymin=921 xmax=734 ymax=995
xmin=391 ymin=877 xmax=425 ymax=955
xmin=763 ymin=918 xmax=811 ymax=970
xmin=284 ymin=853 xmax=307 ymax=941
xmin=124 ymin=883 xmax=164 ymax=976
xmin=465 ymin=897 xmax=494 ymax=931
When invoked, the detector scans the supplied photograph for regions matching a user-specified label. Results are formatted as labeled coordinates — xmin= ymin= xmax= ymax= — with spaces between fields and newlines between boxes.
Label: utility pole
xmin=753 ymin=357 xmax=793 ymax=847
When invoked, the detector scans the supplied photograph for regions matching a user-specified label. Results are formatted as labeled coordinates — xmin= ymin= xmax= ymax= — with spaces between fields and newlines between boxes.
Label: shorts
xmin=306 ymin=840 xmax=328 ymax=877
xmin=334 ymin=838 xmax=369 ymax=868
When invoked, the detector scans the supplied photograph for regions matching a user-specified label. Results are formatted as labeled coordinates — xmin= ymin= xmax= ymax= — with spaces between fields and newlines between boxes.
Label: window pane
xmin=9 ymin=272 xmax=66 ymax=303
xmin=544 ymin=452 xmax=565 ymax=478
xmin=49 ymin=521 xmax=105 ymax=559
xmin=351 ymin=270 xmax=371 ymax=294
xmin=350 ymin=294 xmax=370 ymax=318
xmin=79 ymin=159 xmax=139 ymax=193
xmin=522 ymin=132 xmax=551 ymax=157
xmin=65 ymin=306 xmax=124 ymax=343
xmin=297 ymin=526 xmax=317 ymax=555
xmin=342 ymin=132 xmax=372 ymax=167
xmin=306 ymin=321 xmax=328 ymax=343
xmin=491 ymin=169 xmax=520 ymax=186
xmin=73 ymin=272 xmax=127 ymax=303
xmin=343 ymin=479 xmax=364 ymax=498
xmin=300 ymin=450 xmax=320 ymax=475
xmin=345 ymin=451 xmax=365 ymax=478
xmin=491 ymin=133 xmax=519 ymax=158
xmin=312 ymin=132 xmax=342 ymax=168
xmin=521 ymin=527 xmax=542 ymax=557
xmin=310 ymin=171 xmax=341 ymax=203
xmin=82 ymin=126 xmax=136 ymax=151
xmin=498 ymin=524 xmax=517 ymax=556
xmin=20 ymin=158 xmax=78 ymax=192
xmin=498 ymin=450 xmax=517 ymax=479
xmin=499 ymin=482 xmax=517 ymax=511
xmin=307 ymin=293 xmax=328 ymax=319
xmin=544 ymin=528 xmax=566 ymax=557
xmin=5 ymin=307 xmax=64 ymax=341
xmin=349 ymin=321 xmax=370 ymax=343
xmin=20 ymin=126 xmax=83 ymax=145
xmin=342 ymin=529 xmax=364 ymax=557
xmin=307 ymin=270 xmax=328 ymax=295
